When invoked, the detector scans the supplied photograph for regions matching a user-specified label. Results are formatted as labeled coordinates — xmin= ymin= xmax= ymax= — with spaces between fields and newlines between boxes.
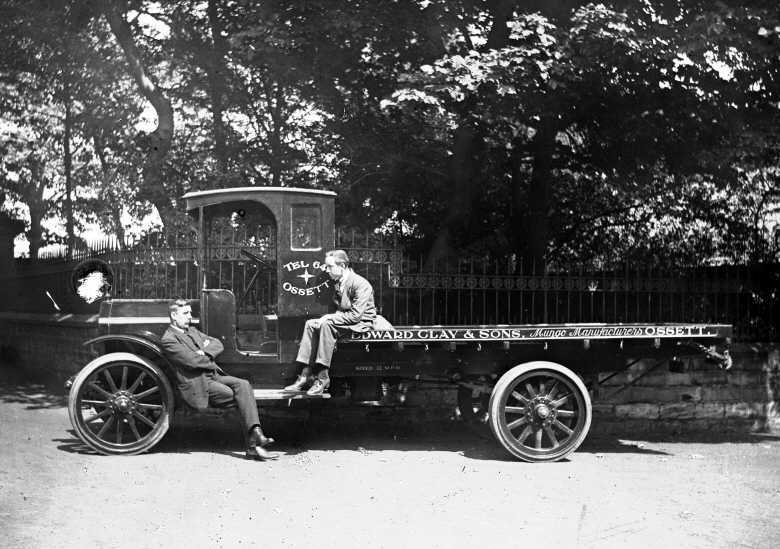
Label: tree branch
xmin=555 ymin=201 xmax=645 ymax=241
xmin=104 ymin=2 xmax=172 ymax=129
xmin=104 ymin=0 xmax=174 ymax=215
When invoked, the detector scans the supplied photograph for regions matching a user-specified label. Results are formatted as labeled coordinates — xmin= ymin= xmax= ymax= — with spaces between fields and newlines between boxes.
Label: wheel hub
xmin=112 ymin=392 xmax=134 ymax=414
xmin=525 ymin=395 xmax=556 ymax=424
xmin=535 ymin=404 xmax=551 ymax=419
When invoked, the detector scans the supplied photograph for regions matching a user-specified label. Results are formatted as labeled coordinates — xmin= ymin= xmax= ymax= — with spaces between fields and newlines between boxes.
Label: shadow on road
xmin=51 ymin=412 xmax=780 ymax=463
xmin=0 ymin=364 xmax=68 ymax=409
xmin=53 ymin=431 xmax=104 ymax=456
xmin=2 ymin=367 xmax=773 ymax=461
xmin=52 ymin=422 xmax=518 ymax=461
xmin=51 ymin=417 xmax=720 ymax=462
xmin=0 ymin=382 xmax=67 ymax=409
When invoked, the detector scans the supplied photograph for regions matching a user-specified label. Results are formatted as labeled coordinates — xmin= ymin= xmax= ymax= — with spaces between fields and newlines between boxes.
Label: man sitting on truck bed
xmin=285 ymin=249 xmax=392 ymax=396
xmin=161 ymin=299 xmax=277 ymax=461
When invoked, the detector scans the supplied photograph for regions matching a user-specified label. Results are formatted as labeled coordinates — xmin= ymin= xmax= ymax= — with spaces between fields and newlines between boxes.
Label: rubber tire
xmin=488 ymin=361 xmax=592 ymax=462
xmin=68 ymin=352 xmax=175 ymax=456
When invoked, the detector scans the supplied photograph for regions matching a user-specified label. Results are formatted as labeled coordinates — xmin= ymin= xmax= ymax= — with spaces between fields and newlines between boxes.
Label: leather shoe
xmin=306 ymin=377 xmax=330 ymax=396
xmin=247 ymin=426 xmax=274 ymax=448
xmin=246 ymin=426 xmax=278 ymax=460
xmin=283 ymin=375 xmax=312 ymax=392
xmin=246 ymin=445 xmax=279 ymax=461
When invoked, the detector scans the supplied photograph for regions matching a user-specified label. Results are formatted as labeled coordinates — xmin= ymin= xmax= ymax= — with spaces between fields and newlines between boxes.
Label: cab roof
xmin=182 ymin=187 xmax=337 ymax=212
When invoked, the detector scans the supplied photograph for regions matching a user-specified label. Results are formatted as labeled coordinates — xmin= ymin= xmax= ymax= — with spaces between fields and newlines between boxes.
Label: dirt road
xmin=1 ymin=377 xmax=778 ymax=549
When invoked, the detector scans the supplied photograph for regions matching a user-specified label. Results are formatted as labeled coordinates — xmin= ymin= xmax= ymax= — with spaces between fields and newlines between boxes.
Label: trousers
xmin=206 ymin=374 xmax=260 ymax=432
xmin=295 ymin=318 xmax=349 ymax=368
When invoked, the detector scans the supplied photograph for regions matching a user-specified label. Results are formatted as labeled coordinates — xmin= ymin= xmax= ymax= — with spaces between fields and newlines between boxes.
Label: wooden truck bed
xmin=344 ymin=322 xmax=731 ymax=344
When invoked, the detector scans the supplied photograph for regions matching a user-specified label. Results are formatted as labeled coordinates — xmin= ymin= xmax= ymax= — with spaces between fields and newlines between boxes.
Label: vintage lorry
xmin=66 ymin=187 xmax=732 ymax=462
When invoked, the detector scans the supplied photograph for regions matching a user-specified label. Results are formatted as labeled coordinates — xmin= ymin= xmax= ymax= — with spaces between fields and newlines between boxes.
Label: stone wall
xmin=0 ymin=312 xmax=777 ymax=434
xmin=591 ymin=345 xmax=780 ymax=435
xmin=0 ymin=313 xmax=100 ymax=382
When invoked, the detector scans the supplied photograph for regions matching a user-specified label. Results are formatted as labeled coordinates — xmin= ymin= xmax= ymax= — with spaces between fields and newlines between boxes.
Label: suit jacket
xmin=329 ymin=270 xmax=378 ymax=332
xmin=161 ymin=325 xmax=225 ymax=409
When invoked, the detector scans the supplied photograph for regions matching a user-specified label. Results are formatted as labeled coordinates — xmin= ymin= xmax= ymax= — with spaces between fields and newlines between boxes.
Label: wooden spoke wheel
xmin=489 ymin=361 xmax=592 ymax=462
xmin=68 ymin=352 xmax=174 ymax=455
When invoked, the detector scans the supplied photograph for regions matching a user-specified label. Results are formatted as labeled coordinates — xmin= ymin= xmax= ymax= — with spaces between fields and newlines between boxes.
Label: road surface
xmin=0 ymin=374 xmax=778 ymax=549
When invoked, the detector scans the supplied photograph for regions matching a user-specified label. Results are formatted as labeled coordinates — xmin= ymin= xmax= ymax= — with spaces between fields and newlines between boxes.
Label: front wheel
xmin=489 ymin=361 xmax=592 ymax=462
xmin=68 ymin=352 xmax=175 ymax=455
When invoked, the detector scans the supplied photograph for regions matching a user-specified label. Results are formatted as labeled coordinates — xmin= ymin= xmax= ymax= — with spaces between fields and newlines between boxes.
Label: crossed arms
xmin=161 ymin=328 xmax=224 ymax=371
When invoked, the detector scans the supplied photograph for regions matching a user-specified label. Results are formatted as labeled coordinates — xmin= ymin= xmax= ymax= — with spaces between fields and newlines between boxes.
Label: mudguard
xmin=83 ymin=332 xmax=172 ymax=370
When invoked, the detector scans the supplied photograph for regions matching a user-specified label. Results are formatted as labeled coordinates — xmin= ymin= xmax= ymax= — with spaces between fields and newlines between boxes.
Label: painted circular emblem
xmin=281 ymin=259 xmax=330 ymax=297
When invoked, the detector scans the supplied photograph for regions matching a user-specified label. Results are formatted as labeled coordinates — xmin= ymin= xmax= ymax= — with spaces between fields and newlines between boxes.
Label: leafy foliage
xmin=334 ymin=1 xmax=780 ymax=265
xmin=0 ymin=0 xmax=777 ymax=265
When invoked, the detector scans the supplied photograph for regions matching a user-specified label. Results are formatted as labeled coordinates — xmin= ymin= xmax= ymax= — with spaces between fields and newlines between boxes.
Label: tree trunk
xmin=63 ymin=89 xmax=75 ymax=260
xmin=267 ymin=81 xmax=284 ymax=186
xmin=207 ymin=0 xmax=229 ymax=177
xmin=426 ymin=119 xmax=483 ymax=262
xmin=93 ymin=134 xmax=127 ymax=249
xmin=28 ymin=207 xmax=43 ymax=260
xmin=485 ymin=0 xmax=515 ymax=49
xmin=424 ymin=2 xmax=515 ymax=264
xmin=26 ymin=159 xmax=46 ymax=260
xmin=512 ymin=119 xmax=556 ymax=272
xmin=104 ymin=0 xmax=174 ymax=222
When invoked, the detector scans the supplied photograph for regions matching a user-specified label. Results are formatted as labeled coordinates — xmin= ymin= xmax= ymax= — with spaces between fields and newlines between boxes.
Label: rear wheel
xmin=68 ymin=352 xmax=174 ymax=455
xmin=489 ymin=361 xmax=592 ymax=462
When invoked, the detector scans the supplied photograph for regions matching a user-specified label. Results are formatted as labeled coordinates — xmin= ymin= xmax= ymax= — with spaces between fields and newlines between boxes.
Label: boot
xmin=283 ymin=374 xmax=312 ymax=392
xmin=283 ymin=365 xmax=312 ymax=392
xmin=247 ymin=425 xmax=274 ymax=448
xmin=246 ymin=445 xmax=279 ymax=461
xmin=306 ymin=369 xmax=331 ymax=396
xmin=246 ymin=426 xmax=278 ymax=460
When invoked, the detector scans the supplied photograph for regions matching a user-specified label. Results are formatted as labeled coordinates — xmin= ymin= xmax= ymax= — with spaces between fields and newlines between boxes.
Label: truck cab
xmin=183 ymin=187 xmax=336 ymax=382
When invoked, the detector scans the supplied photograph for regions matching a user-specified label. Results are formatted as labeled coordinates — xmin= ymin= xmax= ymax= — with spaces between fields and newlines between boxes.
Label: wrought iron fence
xmin=336 ymin=229 xmax=778 ymax=341
xmin=4 ymin=229 xmax=778 ymax=341
xmin=354 ymin=255 xmax=777 ymax=342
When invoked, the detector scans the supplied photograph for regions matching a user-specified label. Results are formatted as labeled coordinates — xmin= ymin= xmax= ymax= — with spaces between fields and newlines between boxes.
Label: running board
xmin=253 ymin=389 xmax=331 ymax=401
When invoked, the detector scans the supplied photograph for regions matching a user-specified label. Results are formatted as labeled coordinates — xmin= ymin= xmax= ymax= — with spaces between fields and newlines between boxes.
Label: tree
xmin=1 ymin=0 xmax=155 ymax=254
xmin=3 ymin=0 xmax=777 ymax=267
xmin=0 ymin=0 xmax=82 ymax=257
xmin=0 ymin=86 xmax=63 ymax=258
xmin=103 ymin=0 xmax=175 ymax=219
xmin=325 ymin=0 xmax=780 ymax=266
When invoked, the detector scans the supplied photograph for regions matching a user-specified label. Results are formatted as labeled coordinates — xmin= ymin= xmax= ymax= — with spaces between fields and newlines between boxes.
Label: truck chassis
xmin=68 ymin=319 xmax=730 ymax=462
xmin=64 ymin=187 xmax=732 ymax=462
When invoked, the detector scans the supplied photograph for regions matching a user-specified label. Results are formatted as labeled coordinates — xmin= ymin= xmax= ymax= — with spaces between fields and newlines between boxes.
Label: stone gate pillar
xmin=0 ymin=212 xmax=26 ymax=313
xmin=0 ymin=211 xmax=25 ymax=270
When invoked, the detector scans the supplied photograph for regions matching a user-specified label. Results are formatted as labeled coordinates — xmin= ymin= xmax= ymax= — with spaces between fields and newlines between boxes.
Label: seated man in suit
xmin=161 ymin=299 xmax=277 ymax=460
xmin=284 ymin=249 xmax=393 ymax=396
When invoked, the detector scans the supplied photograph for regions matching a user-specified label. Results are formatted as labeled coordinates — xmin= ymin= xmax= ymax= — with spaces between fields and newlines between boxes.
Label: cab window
xmin=291 ymin=205 xmax=321 ymax=250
